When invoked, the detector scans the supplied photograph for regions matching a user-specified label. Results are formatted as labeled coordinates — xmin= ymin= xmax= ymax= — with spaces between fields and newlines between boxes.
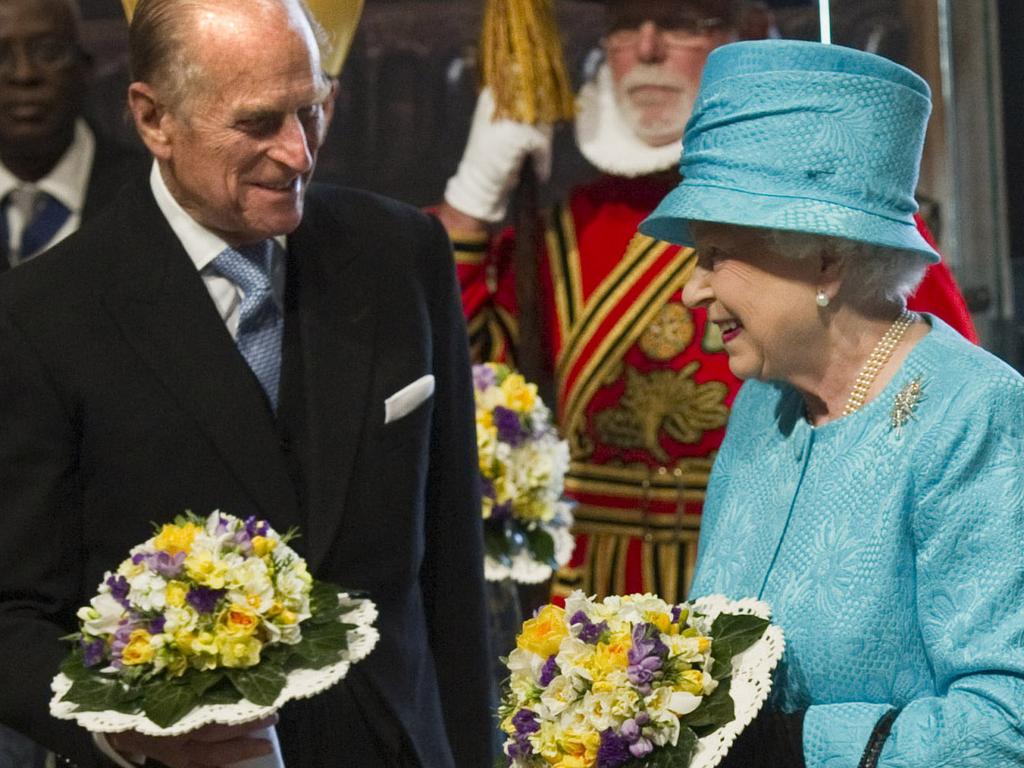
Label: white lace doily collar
xmin=575 ymin=63 xmax=683 ymax=178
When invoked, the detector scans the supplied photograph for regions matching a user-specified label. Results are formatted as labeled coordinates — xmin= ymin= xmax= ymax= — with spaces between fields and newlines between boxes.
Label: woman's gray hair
xmin=769 ymin=229 xmax=930 ymax=308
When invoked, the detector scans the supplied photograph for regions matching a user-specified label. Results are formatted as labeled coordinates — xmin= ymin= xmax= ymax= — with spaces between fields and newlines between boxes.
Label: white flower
xmin=161 ymin=605 xmax=197 ymax=636
xmin=537 ymin=674 xmax=585 ymax=719
xmin=77 ymin=592 xmax=124 ymax=637
xmin=225 ymin=557 xmax=274 ymax=612
xmin=127 ymin=571 xmax=168 ymax=612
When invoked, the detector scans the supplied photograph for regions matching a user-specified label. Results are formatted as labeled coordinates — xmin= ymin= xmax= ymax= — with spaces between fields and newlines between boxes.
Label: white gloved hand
xmin=444 ymin=87 xmax=554 ymax=223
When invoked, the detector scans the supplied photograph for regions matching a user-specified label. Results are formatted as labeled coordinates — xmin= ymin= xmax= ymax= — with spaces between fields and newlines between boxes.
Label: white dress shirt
xmin=0 ymin=118 xmax=95 ymax=265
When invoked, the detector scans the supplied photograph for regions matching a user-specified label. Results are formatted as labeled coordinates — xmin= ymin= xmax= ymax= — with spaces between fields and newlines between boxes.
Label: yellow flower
xmin=218 ymin=605 xmax=260 ymax=638
xmin=121 ymin=629 xmax=155 ymax=666
xmin=251 ymin=536 xmax=276 ymax=557
xmin=677 ymin=669 xmax=704 ymax=695
xmin=219 ymin=635 xmax=262 ymax=668
xmin=185 ymin=551 xmax=228 ymax=589
xmin=165 ymin=581 xmax=188 ymax=608
xmin=553 ymin=729 xmax=600 ymax=768
xmin=152 ymin=523 xmax=202 ymax=556
xmin=517 ymin=604 xmax=567 ymax=658
xmin=589 ymin=632 xmax=630 ymax=680
xmin=646 ymin=611 xmax=673 ymax=635
xmin=500 ymin=373 xmax=536 ymax=412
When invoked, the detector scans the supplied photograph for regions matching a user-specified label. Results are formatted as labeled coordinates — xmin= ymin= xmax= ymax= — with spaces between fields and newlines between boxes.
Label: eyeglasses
xmin=0 ymin=37 xmax=78 ymax=77
xmin=604 ymin=17 xmax=727 ymax=52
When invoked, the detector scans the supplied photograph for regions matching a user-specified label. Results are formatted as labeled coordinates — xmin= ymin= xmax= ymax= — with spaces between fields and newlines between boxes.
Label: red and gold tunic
xmin=452 ymin=173 xmax=978 ymax=604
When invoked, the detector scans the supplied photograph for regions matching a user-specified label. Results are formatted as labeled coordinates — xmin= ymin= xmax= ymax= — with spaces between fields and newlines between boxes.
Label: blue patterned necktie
xmin=0 ymin=188 xmax=71 ymax=267
xmin=212 ymin=241 xmax=283 ymax=410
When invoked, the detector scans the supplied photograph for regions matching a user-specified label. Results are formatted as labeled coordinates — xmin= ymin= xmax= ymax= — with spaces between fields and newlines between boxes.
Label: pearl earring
xmin=815 ymin=290 xmax=830 ymax=308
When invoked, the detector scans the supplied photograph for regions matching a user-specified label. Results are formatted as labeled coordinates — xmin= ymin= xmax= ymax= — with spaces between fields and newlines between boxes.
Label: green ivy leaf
xmin=710 ymin=613 xmax=769 ymax=673
xmin=59 ymin=651 xmax=91 ymax=682
xmin=524 ymin=528 xmax=556 ymax=569
xmin=184 ymin=669 xmax=225 ymax=697
xmin=484 ymin=524 xmax=512 ymax=565
xmin=203 ymin=679 xmax=244 ymax=705
xmin=636 ymin=726 xmax=698 ymax=767
xmin=63 ymin=678 xmax=133 ymax=712
xmin=308 ymin=582 xmax=344 ymax=624
xmin=292 ymin=621 xmax=349 ymax=668
xmin=142 ymin=683 xmax=199 ymax=728
xmin=225 ymin=662 xmax=287 ymax=706
xmin=682 ymin=677 xmax=734 ymax=729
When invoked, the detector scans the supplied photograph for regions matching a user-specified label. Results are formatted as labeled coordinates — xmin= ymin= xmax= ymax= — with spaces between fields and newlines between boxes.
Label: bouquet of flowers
xmin=49 ymin=511 xmax=378 ymax=741
xmin=498 ymin=591 xmax=784 ymax=768
xmin=474 ymin=363 xmax=575 ymax=584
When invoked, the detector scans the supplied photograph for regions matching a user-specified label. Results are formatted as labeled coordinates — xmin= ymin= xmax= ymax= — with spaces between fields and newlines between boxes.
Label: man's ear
xmin=128 ymin=82 xmax=175 ymax=160
xmin=322 ymin=76 xmax=339 ymax=135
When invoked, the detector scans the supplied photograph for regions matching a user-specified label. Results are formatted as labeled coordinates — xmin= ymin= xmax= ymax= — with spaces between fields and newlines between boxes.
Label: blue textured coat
xmin=690 ymin=317 xmax=1024 ymax=767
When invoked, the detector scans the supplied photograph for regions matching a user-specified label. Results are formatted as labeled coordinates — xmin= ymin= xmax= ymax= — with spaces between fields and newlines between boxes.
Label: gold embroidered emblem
xmin=639 ymin=303 xmax=694 ymax=361
xmin=891 ymin=376 xmax=924 ymax=437
xmin=592 ymin=362 xmax=729 ymax=461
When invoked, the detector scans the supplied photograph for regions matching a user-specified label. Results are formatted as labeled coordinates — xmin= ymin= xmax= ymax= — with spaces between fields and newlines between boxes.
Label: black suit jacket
xmin=0 ymin=177 xmax=493 ymax=767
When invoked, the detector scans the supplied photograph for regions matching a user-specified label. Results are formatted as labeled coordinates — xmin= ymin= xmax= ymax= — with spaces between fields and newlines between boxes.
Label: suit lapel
xmin=101 ymin=180 xmax=302 ymax=531
xmin=287 ymin=190 xmax=379 ymax=571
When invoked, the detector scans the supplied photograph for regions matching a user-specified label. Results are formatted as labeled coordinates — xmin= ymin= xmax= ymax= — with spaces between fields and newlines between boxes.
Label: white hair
xmin=768 ymin=229 xmax=930 ymax=309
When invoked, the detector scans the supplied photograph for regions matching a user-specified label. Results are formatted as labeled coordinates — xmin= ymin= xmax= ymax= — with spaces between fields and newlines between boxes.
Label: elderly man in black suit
xmin=0 ymin=0 xmax=143 ymax=269
xmin=0 ymin=0 xmax=492 ymax=766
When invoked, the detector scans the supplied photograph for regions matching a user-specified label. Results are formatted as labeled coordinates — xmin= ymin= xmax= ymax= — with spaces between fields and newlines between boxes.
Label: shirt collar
xmin=148 ymin=161 xmax=287 ymax=274
xmin=0 ymin=119 xmax=95 ymax=212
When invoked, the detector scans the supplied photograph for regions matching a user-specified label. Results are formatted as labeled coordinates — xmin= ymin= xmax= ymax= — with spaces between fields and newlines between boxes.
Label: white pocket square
xmin=384 ymin=374 xmax=435 ymax=424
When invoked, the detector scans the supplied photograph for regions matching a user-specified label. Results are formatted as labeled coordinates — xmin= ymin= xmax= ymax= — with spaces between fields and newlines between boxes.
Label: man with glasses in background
xmin=0 ymin=0 xmax=142 ymax=270
xmin=436 ymin=0 xmax=976 ymax=607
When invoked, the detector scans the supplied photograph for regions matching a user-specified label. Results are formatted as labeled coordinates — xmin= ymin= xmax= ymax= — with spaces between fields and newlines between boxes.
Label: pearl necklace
xmin=842 ymin=310 xmax=915 ymax=416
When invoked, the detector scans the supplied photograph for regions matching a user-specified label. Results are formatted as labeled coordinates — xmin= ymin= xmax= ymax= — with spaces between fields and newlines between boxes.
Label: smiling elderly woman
xmin=640 ymin=40 xmax=1024 ymax=768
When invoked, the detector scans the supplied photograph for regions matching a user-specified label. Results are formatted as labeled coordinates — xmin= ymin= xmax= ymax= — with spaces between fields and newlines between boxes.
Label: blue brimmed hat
xmin=639 ymin=40 xmax=941 ymax=263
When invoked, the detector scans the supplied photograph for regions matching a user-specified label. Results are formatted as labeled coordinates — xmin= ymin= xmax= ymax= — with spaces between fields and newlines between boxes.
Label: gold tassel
xmin=480 ymin=0 xmax=576 ymax=125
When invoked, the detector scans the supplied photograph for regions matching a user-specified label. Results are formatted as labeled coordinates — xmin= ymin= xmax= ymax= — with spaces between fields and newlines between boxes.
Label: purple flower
xmin=671 ymin=605 xmax=682 ymax=624
xmin=539 ymin=654 xmax=559 ymax=686
xmin=506 ymin=735 xmax=533 ymax=761
xmin=627 ymin=624 xmax=667 ymax=694
xmin=629 ymin=737 xmax=654 ymax=759
xmin=511 ymin=709 xmax=540 ymax=735
xmin=105 ymin=575 xmax=131 ymax=608
xmin=619 ymin=714 xmax=655 ymax=760
xmin=473 ymin=364 xmax=496 ymax=392
xmin=490 ymin=501 xmax=513 ymax=523
xmin=109 ymin=619 xmax=138 ymax=669
xmin=244 ymin=516 xmax=269 ymax=539
xmin=493 ymin=406 xmax=527 ymax=446
xmin=596 ymin=729 xmax=632 ymax=768
xmin=150 ymin=615 xmax=166 ymax=634
xmin=81 ymin=638 xmax=106 ymax=668
xmin=130 ymin=551 xmax=186 ymax=578
xmin=569 ymin=610 xmax=608 ymax=644
xmin=186 ymin=586 xmax=225 ymax=614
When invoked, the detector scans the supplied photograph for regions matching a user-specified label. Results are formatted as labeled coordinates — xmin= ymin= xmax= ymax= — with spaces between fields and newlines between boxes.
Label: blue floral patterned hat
xmin=640 ymin=39 xmax=941 ymax=263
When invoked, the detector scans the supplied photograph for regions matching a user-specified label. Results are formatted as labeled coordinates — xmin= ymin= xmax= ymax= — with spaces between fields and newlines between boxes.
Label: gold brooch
xmin=891 ymin=376 xmax=924 ymax=437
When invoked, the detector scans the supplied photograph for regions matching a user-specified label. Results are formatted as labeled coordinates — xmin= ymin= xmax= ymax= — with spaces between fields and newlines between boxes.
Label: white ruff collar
xmin=574 ymin=63 xmax=683 ymax=178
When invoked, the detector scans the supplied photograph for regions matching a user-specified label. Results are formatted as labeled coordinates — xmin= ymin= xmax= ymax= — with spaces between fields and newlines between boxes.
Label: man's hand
xmin=105 ymin=715 xmax=279 ymax=768
xmin=443 ymin=87 xmax=554 ymax=224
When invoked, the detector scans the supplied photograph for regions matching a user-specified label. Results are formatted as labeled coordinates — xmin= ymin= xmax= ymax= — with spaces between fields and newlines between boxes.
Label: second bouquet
xmin=474 ymin=362 xmax=575 ymax=584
